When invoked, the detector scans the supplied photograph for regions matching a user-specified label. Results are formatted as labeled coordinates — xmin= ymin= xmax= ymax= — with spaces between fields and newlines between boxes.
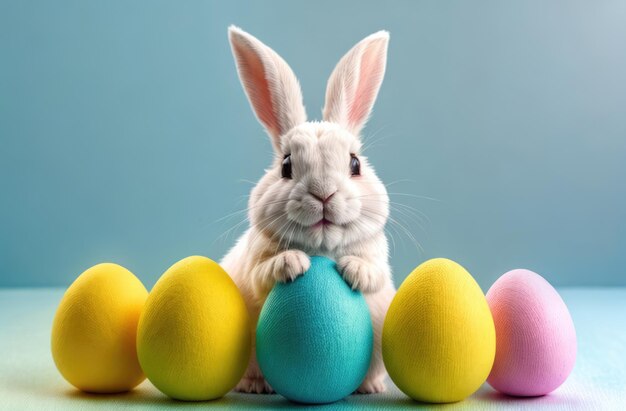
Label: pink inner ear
xmin=348 ymin=41 xmax=386 ymax=128
xmin=232 ymin=41 xmax=279 ymax=137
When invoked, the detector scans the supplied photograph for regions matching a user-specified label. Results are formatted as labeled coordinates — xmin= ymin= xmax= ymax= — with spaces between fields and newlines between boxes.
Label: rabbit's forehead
xmin=283 ymin=123 xmax=361 ymax=155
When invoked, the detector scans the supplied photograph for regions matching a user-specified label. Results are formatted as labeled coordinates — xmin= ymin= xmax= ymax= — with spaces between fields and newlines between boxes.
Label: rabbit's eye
xmin=281 ymin=154 xmax=292 ymax=179
xmin=350 ymin=154 xmax=361 ymax=176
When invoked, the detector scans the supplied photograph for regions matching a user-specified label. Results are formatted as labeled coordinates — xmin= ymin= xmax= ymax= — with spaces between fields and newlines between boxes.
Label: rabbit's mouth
xmin=311 ymin=218 xmax=333 ymax=229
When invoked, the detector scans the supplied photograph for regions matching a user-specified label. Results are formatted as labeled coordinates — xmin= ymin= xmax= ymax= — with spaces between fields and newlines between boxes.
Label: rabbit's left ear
xmin=323 ymin=31 xmax=389 ymax=136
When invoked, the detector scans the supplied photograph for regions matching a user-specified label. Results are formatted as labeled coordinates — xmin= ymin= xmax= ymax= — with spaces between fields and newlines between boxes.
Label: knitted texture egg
xmin=136 ymin=256 xmax=251 ymax=401
xmin=486 ymin=269 xmax=577 ymax=396
xmin=383 ymin=258 xmax=495 ymax=403
xmin=256 ymin=256 xmax=373 ymax=404
xmin=51 ymin=263 xmax=148 ymax=393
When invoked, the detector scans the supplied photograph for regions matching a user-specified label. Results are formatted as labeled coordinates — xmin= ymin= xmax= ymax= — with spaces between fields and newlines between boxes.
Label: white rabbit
xmin=221 ymin=25 xmax=395 ymax=395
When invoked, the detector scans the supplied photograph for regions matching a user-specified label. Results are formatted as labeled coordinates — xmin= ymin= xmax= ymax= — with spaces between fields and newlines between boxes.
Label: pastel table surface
xmin=1 ymin=288 xmax=625 ymax=410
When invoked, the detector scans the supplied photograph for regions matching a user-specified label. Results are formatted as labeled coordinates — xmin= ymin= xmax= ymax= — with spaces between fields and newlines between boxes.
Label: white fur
xmin=224 ymin=26 xmax=394 ymax=394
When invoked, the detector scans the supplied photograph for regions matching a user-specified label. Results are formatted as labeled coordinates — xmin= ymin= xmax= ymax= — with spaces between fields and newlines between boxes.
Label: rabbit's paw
xmin=355 ymin=377 xmax=386 ymax=394
xmin=235 ymin=376 xmax=274 ymax=394
xmin=338 ymin=256 xmax=385 ymax=293
xmin=273 ymin=250 xmax=310 ymax=283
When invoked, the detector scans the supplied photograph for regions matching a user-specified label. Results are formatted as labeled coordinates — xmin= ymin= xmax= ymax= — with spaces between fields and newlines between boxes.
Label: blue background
xmin=1 ymin=0 xmax=625 ymax=289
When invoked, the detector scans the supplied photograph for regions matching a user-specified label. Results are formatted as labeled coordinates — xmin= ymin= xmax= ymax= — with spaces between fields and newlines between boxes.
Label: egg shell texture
xmin=136 ymin=256 xmax=251 ymax=401
xmin=256 ymin=256 xmax=373 ymax=404
xmin=383 ymin=258 xmax=496 ymax=403
xmin=486 ymin=269 xmax=577 ymax=396
xmin=51 ymin=263 xmax=147 ymax=393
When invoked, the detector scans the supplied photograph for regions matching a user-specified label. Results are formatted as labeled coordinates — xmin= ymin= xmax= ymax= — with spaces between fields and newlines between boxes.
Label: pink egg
xmin=486 ymin=269 xmax=576 ymax=396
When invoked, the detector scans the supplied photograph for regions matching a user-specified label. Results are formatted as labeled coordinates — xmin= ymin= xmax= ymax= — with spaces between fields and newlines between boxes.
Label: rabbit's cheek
xmin=302 ymin=198 xmax=324 ymax=218
xmin=323 ymin=199 xmax=340 ymax=216
xmin=330 ymin=197 xmax=361 ymax=226
xmin=323 ymin=197 xmax=346 ymax=223
xmin=286 ymin=198 xmax=322 ymax=227
xmin=289 ymin=208 xmax=319 ymax=227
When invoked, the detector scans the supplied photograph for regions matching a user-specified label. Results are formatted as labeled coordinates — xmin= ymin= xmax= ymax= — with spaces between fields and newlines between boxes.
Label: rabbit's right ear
xmin=229 ymin=26 xmax=307 ymax=151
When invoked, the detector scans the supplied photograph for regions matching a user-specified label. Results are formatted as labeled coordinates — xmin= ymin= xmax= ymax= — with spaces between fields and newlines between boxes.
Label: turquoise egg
xmin=256 ymin=256 xmax=373 ymax=404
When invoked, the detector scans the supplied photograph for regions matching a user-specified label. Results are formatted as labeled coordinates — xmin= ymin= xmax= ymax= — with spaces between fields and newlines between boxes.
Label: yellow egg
xmin=51 ymin=263 xmax=148 ymax=393
xmin=136 ymin=256 xmax=250 ymax=401
xmin=383 ymin=258 xmax=495 ymax=403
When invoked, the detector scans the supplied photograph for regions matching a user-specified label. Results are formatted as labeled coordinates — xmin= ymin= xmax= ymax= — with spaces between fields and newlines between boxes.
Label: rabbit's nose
xmin=310 ymin=191 xmax=336 ymax=204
